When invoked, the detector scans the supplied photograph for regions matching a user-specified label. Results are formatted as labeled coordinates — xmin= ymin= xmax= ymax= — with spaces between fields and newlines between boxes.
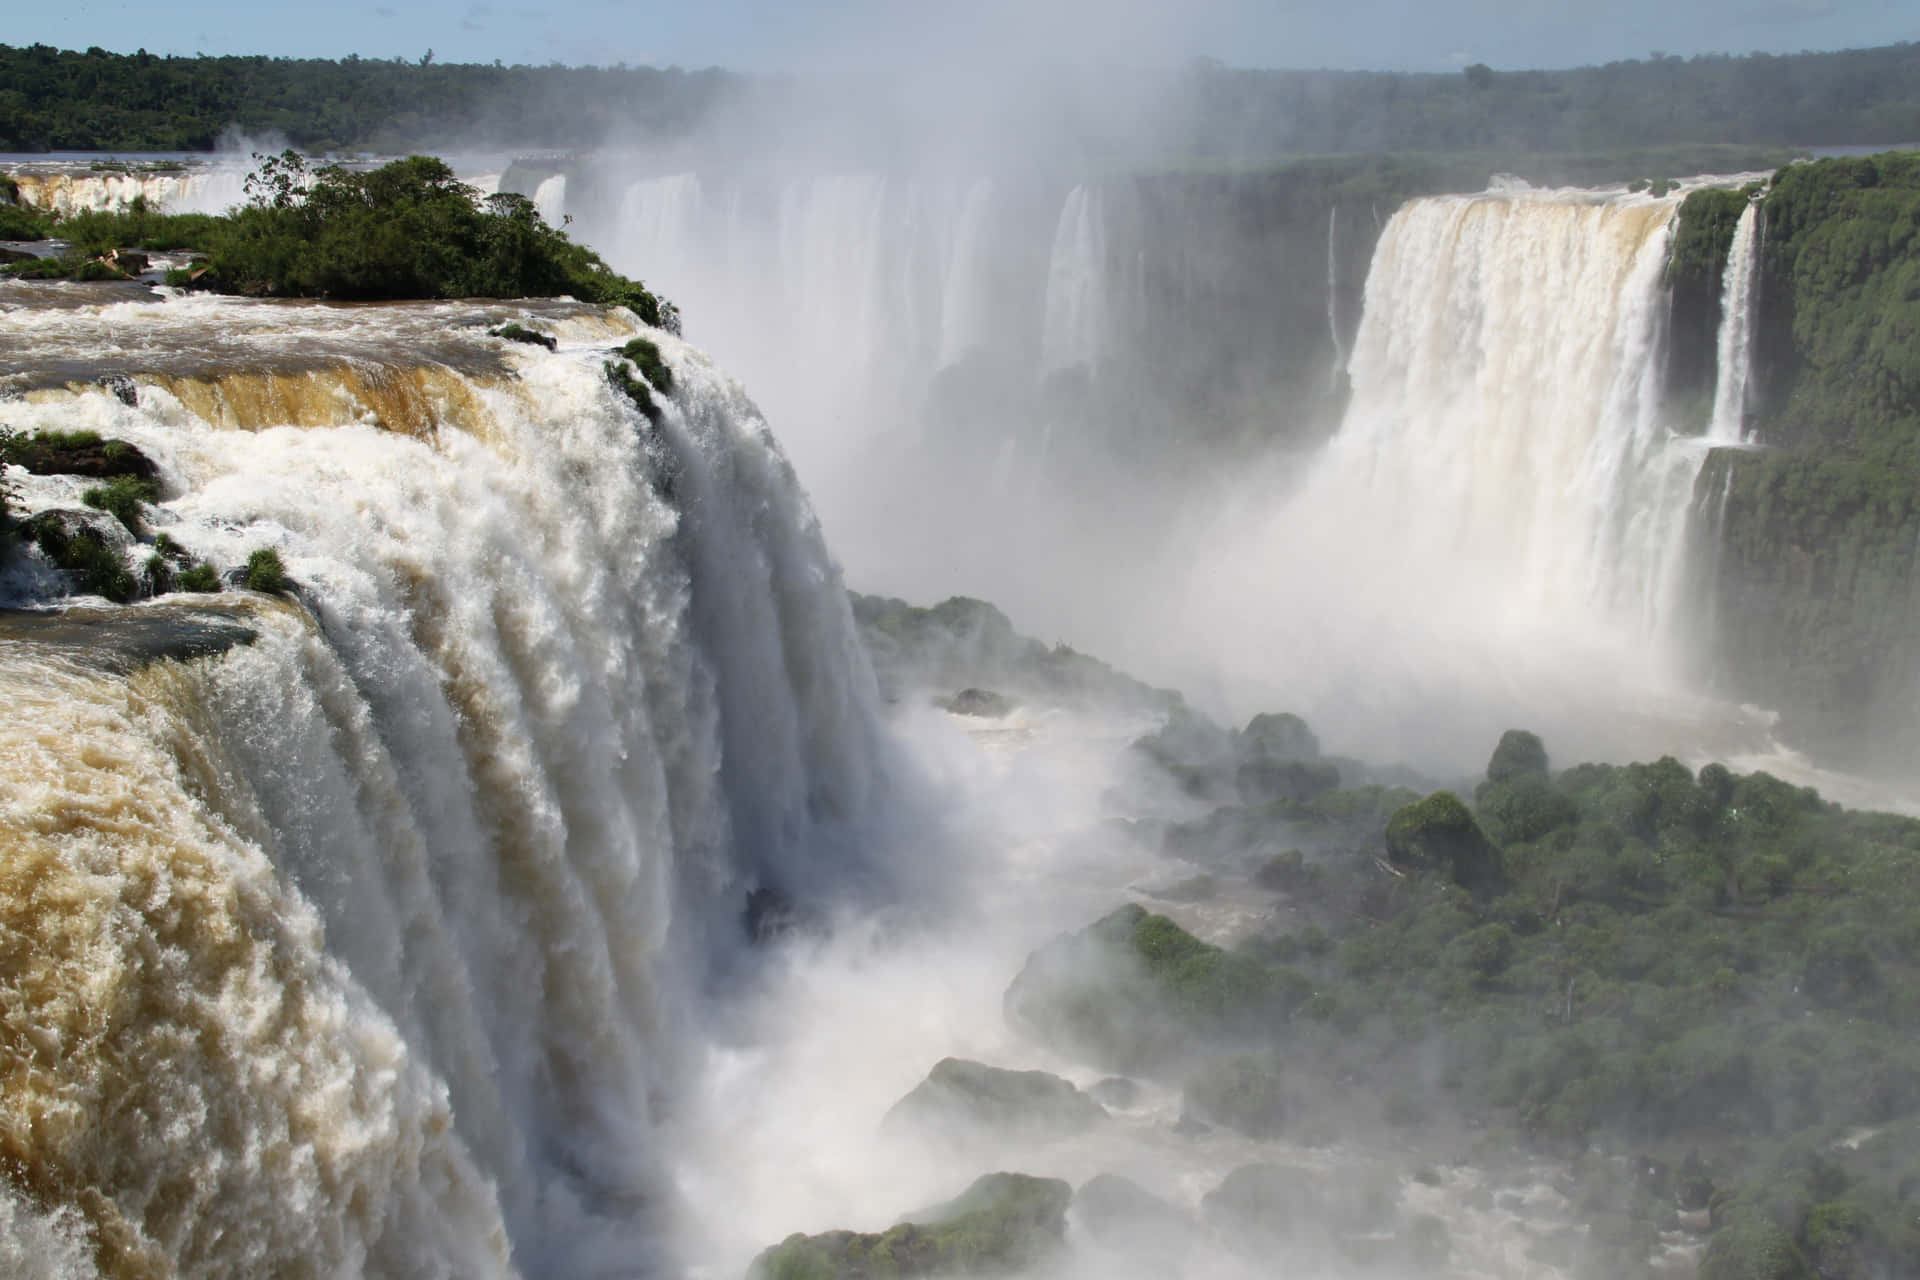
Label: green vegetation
xmin=749 ymin=1173 xmax=1070 ymax=1280
xmin=243 ymin=547 xmax=287 ymax=594
xmin=1018 ymin=723 xmax=1920 ymax=1277
xmin=25 ymin=516 xmax=137 ymax=603
xmin=617 ymin=336 xmax=673 ymax=394
xmin=2 ymin=153 xmax=679 ymax=326
xmin=1699 ymin=151 xmax=1920 ymax=762
xmin=81 ymin=474 xmax=157 ymax=532
xmin=0 ymin=43 xmax=736 ymax=153
xmin=4 ymin=41 xmax=1917 ymax=156
xmin=175 ymin=563 xmax=221 ymax=593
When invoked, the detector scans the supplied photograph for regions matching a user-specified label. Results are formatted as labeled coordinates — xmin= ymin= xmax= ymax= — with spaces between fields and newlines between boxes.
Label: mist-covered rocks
xmin=747 ymin=1173 xmax=1071 ymax=1280
xmin=883 ymin=1058 xmax=1105 ymax=1147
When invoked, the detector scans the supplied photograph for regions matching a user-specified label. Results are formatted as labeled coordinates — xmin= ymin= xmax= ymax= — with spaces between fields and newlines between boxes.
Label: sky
xmin=0 ymin=0 xmax=1910 ymax=73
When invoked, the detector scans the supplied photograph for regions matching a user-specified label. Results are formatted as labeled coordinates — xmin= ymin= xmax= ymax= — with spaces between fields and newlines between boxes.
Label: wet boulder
xmin=748 ymin=1172 xmax=1071 ymax=1280
xmin=884 ymin=1057 xmax=1104 ymax=1145
xmin=1074 ymin=1173 xmax=1193 ymax=1266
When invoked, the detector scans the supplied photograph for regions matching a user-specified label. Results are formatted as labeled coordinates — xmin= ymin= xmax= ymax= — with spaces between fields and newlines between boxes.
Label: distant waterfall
xmin=1040 ymin=184 xmax=1109 ymax=374
xmin=1331 ymin=189 xmax=1698 ymax=637
xmin=1325 ymin=205 xmax=1346 ymax=392
xmin=936 ymin=178 xmax=998 ymax=369
xmin=531 ymin=173 xmax=568 ymax=227
xmin=1707 ymin=200 xmax=1762 ymax=443
xmin=0 ymin=296 xmax=889 ymax=1277
xmin=8 ymin=164 xmax=250 ymax=216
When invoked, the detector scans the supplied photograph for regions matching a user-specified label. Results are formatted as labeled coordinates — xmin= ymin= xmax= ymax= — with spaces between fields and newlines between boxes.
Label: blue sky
xmin=0 ymin=0 xmax=1911 ymax=72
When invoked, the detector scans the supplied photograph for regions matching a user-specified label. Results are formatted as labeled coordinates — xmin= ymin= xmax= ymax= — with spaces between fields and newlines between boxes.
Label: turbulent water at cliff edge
xmin=0 ymin=288 xmax=910 ymax=1278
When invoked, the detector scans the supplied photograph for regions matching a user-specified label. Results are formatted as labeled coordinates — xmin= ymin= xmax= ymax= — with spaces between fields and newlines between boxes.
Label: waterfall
xmin=1325 ymin=205 xmax=1346 ymax=393
xmin=8 ymin=164 xmax=250 ymax=216
xmin=1040 ymin=184 xmax=1108 ymax=374
xmin=1174 ymin=184 xmax=1726 ymax=766
xmin=1333 ymin=188 xmax=1695 ymax=636
xmin=0 ymin=295 xmax=888 ymax=1277
xmin=935 ymin=178 xmax=997 ymax=370
xmin=1707 ymin=200 xmax=1762 ymax=443
xmin=614 ymin=173 xmax=704 ymax=303
xmin=531 ymin=173 xmax=568 ymax=227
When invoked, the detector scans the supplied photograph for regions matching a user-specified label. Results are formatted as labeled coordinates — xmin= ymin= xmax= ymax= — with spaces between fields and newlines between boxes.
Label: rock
xmin=110 ymin=249 xmax=149 ymax=274
xmin=748 ymin=1172 xmax=1070 ymax=1280
xmin=1004 ymin=904 xmax=1279 ymax=1074
xmin=0 ymin=246 xmax=35 ymax=265
xmin=1384 ymin=790 xmax=1506 ymax=897
xmin=1181 ymin=1056 xmax=1288 ymax=1139
xmin=937 ymin=687 xmax=1017 ymax=718
xmin=1202 ymin=1162 xmax=1323 ymax=1247
xmin=1239 ymin=710 xmax=1320 ymax=762
xmin=2 ymin=429 xmax=155 ymax=479
xmin=884 ymin=1058 xmax=1104 ymax=1145
xmin=743 ymin=886 xmax=818 ymax=944
xmin=1074 ymin=1174 xmax=1192 ymax=1264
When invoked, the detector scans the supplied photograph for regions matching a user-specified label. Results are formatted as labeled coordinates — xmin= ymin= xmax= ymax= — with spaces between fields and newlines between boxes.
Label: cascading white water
xmin=1325 ymin=205 xmax=1345 ymax=392
xmin=936 ymin=178 xmax=997 ymax=370
xmin=0 ymin=295 xmax=889 ymax=1278
xmin=1707 ymin=200 xmax=1762 ymax=443
xmin=7 ymin=164 xmax=251 ymax=216
xmin=531 ymin=173 xmax=568 ymax=227
xmin=1335 ymin=189 xmax=1695 ymax=634
xmin=1040 ymin=184 xmax=1108 ymax=374
xmin=1172 ymin=185 xmax=1744 ymax=767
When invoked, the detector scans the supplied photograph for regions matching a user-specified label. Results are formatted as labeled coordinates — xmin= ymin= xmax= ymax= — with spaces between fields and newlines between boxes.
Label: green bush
xmin=81 ymin=475 xmax=157 ymax=532
xmin=243 ymin=547 xmax=288 ymax=594
xmin=176 ymin=562 xmax=221 ymax=593
xmin=28 ymin=518 xmax=136 ymax=603
xmin=616 ymin=335 xmax=673 ymax=392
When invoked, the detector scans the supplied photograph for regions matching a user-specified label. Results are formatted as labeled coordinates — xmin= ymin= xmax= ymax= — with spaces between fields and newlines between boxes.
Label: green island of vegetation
xmin=0 ymin=151 xmax=678 ymax=328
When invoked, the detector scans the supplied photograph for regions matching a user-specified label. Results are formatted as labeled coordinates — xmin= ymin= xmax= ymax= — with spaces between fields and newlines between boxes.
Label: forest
xmin=2 ymin=40 xmax=1918 ymax=156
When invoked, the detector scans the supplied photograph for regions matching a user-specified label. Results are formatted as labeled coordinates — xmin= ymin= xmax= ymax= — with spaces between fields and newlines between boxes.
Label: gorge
xmin=3 ymin=123 xmax=1919 ymax=1280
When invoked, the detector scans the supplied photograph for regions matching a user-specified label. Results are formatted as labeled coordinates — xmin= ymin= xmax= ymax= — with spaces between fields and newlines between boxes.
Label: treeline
xmin=0 ymin=44 xmax=738 ymax=152
xmin=5 ymin=40 xmax=1920 ymax=157
xmin=1174 ymin=43 xmax=1920 ymax=156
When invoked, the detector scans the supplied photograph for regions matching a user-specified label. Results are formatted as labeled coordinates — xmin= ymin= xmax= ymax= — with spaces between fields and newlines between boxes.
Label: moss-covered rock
xmin=1180 ymin=1055 xmax=1289 ymax=1138
xmin=1073 ymin=1174 xmax=1192 ymax=1263
xmin=0 ymin=429 xmax=157 ymax=481
xmin=747 ymin=1173 xmax=1070 ymax=1280
xmin=883 ymin=1058 xmax=1105 ymax=1145
xmin=1004 ymin=904 xmax=1291 ymax=1074
xmin=1384 ymin=790 xmax=1506 ymax=897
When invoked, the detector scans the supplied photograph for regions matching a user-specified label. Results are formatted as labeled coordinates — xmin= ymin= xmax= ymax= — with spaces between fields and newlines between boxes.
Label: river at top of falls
xmin=0 ymin=285 xmax=897 ymax=1278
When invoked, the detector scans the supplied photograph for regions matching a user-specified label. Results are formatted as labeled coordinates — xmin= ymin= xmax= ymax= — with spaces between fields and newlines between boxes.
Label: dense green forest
xmin=2 ymin=40 xmax=1919 ymax=155
xmin=0 ymin=44 xmax=737 ymax=152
